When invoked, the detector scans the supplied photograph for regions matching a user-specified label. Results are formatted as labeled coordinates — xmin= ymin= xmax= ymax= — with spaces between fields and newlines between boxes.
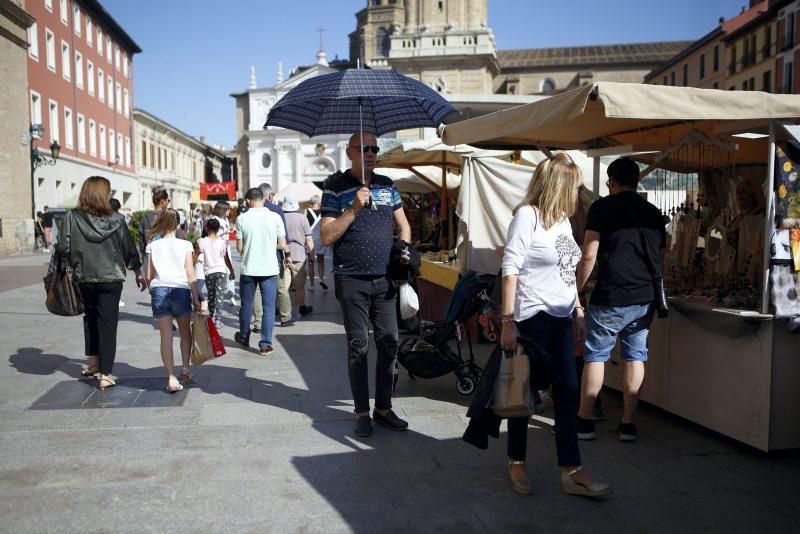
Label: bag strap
xmin=638 ymin=227 xmax=660 ymax=281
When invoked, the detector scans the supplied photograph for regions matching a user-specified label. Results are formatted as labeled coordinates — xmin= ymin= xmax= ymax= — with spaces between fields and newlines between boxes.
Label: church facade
xmin=231 ymin=0 xmax=689 ymax=194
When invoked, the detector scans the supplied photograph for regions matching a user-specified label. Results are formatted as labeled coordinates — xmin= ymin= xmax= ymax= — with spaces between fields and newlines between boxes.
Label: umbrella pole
xmin=359 ymin=97 xmax=366 ymax=187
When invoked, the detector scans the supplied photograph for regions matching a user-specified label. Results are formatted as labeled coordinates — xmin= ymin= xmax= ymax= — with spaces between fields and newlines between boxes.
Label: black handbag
xmin=43 ymin=249 xmax=84 ymax=316
xmin=639 ymin=228 xmax=669 ymax=318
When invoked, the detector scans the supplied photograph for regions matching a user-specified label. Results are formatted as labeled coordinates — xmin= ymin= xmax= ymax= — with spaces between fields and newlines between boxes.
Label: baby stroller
xmin=395 ymin=271 xmax=488 ymax=395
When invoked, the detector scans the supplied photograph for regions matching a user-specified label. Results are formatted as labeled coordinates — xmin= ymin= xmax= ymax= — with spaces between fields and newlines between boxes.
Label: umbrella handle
xmin=358 ymin=97 xmax=377 ymax=211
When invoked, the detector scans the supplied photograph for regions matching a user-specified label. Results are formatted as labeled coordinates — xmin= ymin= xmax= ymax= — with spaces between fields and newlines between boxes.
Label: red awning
xmin=200 ymin=182 xmax=237 ymax=201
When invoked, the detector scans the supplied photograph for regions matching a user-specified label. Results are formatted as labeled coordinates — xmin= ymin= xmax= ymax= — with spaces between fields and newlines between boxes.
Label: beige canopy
xmin=441 ymin=82 xmax=800 ymax=168
xmin=378 ymin=138 xmax=520 ymax=172
xmin=376 ymin=166 xmax=461 ymax=193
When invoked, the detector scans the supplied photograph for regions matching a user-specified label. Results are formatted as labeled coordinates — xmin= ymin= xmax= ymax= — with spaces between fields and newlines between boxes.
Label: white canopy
xmin=276 ymin=182 xmax=323 ymax=203
xmin=378 ymin=138 xmax=520 ymax=172
xmin=376 ymin=166 xmax=461 ymax=193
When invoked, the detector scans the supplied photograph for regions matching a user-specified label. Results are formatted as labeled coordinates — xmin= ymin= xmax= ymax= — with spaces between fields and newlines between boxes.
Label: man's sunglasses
xmin=349 ymin=145 xmax=380 ymax=154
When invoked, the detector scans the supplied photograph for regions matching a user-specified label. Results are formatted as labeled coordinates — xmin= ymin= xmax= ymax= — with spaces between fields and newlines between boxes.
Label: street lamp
xmin=29 ymin=124 xmax=60 ymax=219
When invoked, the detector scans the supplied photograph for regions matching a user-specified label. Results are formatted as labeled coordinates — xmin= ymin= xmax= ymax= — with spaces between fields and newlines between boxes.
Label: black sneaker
xmin=234 ymin=332 xmax=249 ymax=348
xmin=373 ymin=409 xmax=409 ymax=431
xmin=592 ymin=406 xmax=607 ymax=422
xmin=319 ymin=281 xmax=328 ymax=290
xmin=577 ymin=416 xmax=596 ymax=440
xmin=279 ymin=317 xmax=297 ymax=327
xmin=299 ymin=305 xmax=313 ymax=316
xmin=616 ymin=422 xmax=637 ymax=442
xmin=251 ymin=324 xmax=261 ymax=333
xmin=355 ymin=416 xmax=373 ymax=437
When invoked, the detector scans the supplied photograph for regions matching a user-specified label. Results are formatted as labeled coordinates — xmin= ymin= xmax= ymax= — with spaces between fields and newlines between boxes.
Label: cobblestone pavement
xmin=1 ymin=252 xmax=799 ymax=533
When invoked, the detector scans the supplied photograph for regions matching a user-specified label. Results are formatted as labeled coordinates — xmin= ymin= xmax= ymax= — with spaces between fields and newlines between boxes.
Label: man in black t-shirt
xmin=320 ymin=132 xmax=412 ymax=438
xmin=575 ymin=157 xmax=666 ymax=443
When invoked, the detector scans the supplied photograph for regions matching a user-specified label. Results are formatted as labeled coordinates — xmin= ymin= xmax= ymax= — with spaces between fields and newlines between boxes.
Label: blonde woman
xmin=145 ymin=209 xmax=202 ymax=393
xmin=499 ymin=153 xmax=612 ymax=497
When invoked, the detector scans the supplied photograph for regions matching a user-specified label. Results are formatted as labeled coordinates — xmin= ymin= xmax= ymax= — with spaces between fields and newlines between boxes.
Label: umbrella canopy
xmin=265 ymin=70 xmax=459 ymax=137
xmin=275 ymin=182 xmax=323 ymax=204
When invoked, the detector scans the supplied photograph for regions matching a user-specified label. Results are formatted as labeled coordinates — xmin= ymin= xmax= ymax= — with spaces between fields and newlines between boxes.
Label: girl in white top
xmin=145 ymin=209 xmax=201 ymax=393
xmin=499 ymin=153 xmax=611 ymax=498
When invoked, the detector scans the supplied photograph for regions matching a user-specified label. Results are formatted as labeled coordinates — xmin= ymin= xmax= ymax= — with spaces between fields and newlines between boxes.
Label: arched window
xmin=375 ymin=27 xmax=390 ymax=58
xmin=541 ymin=78 xmax=557 ymax=94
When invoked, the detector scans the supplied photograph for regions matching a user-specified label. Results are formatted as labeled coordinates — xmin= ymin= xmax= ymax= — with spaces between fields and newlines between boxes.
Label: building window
xmin=74 ymin=5 xmax=81 ymax=36
xmin=763 ymin=70 xmax=772 ymax=92
xmin=670 ymin=71 xmax=675 ymax=86
xmin=77 ymin=114 xmax=86 ymax=153
xmin=662 ymin=75 xmax=667 ymax=85
xmin=682 ymin=63 xmax=688 ymax=86
xmin=59 ymin=0 xmax=68 ymax=25
xmin=713 ymin=45 xmax=719 ymax=72
xmin=98 ymin=69 xmax=105 ymax=101
xmin=106 ymin=36 xmax=112 ymax=63
xmin=713 ymin=81 xmax=719 ymax=89
xmin=743 ymin=36 xmax=751 ymax=68
xmin=699 ymin=53 xmax=706 ymax=79
xmin=61 ymin=41 xmax=71 ymax=81
xmin=48 ymin=100 xmax=59 ymax=143
xmin=764 ymin=26 xmax=772 ymax=58
xmin=115 ymin=47 xmax=121 ymax=71
xmin=30 ymin=91 xmax=42 ymax=125
xmin=541 ymin=78 xmax=557 ymax=94
xmin=45 ymin=0 xmax=53 ymax=12
xmin=117 ymin=133 xmax=123 ymax=163
xmin=109 ymin=129 xmax=115 ymax=162
xmin=63 ymin=107 xmax=73 ymax=149
xmin=123 ymin=89 xmax=130 ymax=117
xmin=141 ymin=140 xmax=147 ymax=167
xmin=97 ymin=29 xmax=103 ymax=56
xmin=45 ymin=28 xmax=55 ymax=72
xmin=87 ymin=61 xmax=94 ymax=95
xmin=375 ymin=27 xmax=390 ymax=58
xmin=785 ymin=14 xmax=796 ymax=50
xmin=149 ymin=144 xmax=154 ymax=168
xmin=125 ymin=137 xmax=131 ymax=166
xmin=87 ymin=18 xmax=92 ymax=46
xmin=784 ymin=61 xmax=794 ymax=93
xmin=123 ymin=55 xmax=129 ymax=78
xmin=107 ymin=76 xmax=114 ymax=108
xmin=99 ymin=124 xmax=106 ymax=160
xmin=115 ymin=83 xmax=122 ymax=113
xmin=89 ymin=119 xmax=96 ymax=156
xmin=28 ymin=23 xmax=39 ymax=60
xmin=75 ymin=51 xmax=83 ymax=89
xmin=749 ymin=76 xmax=755 ymax=91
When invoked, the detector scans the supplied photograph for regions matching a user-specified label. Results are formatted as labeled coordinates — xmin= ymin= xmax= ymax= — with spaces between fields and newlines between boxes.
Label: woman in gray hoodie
xmin=57 ymin=176 xmax=145 ymax=389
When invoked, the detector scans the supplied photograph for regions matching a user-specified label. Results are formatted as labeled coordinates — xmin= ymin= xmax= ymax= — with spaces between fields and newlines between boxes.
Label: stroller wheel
xmin=457 ymin=376 xmax=475 ymax=396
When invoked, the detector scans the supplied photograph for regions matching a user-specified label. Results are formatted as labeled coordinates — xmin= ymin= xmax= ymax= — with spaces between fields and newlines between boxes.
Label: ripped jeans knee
xmin=347 ymin=337 xmax=369 ymax=366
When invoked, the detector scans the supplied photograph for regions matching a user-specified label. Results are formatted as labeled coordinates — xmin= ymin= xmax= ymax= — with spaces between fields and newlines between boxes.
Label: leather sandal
xmin=81 ymin=365 xmax=99 ymax=378
xmin=508 ymin=460 xmax=532 ymax=495
xmin=97 ymin=374 xmax=116 ymax=390
xmin=561 ymin=466 xmax=612 ymax=497
xmin=179 ymin=371 xmax=197 ymax=385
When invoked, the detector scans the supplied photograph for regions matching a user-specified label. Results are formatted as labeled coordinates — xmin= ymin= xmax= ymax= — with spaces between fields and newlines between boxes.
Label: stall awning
xmin=440 ymin=82 xmax=800 ymax=167
xmin=200 ymin=182 xmax=237 ymax=201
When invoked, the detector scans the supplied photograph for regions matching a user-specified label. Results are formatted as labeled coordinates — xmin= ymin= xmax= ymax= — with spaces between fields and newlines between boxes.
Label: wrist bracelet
xmin=501 ymin=317 xmax=515 ymax=324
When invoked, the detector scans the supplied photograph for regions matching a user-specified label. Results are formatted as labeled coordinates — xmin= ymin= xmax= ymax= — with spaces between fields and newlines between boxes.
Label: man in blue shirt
xmin=321 ymin=132 xmax=411 ymax=437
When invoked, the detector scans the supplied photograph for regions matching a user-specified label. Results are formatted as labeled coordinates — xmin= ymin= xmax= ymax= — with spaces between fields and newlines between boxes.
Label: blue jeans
xmin=238 ymin=274 xmax=277 ymax=349
xmin=584 ymin=303 xmax=655 ymax=362
xmin=507 ymin=312 xmax=581 ymax=467
xmin=151 ymin=286 xmax=192 ymax=319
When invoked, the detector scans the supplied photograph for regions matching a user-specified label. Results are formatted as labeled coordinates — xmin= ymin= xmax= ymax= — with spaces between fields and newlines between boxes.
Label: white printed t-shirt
xmin=501 ymin=205 xmax=582 ymax=321
xmin=146 ymin=237 xmax=194 ymax=289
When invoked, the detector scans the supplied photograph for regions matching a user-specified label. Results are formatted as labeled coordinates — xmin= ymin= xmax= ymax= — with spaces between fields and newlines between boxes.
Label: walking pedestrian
xmin=198 ymin=218 xmax=235 ymax=330
xmin=110 ymin=198 xmax=126 ymax=308
xmin=144 ymin=209 xmax=202 ymax=393
xmin=34 ymin=211 xmax=48 ymax=252
xmin=234 ymin=188 xmax=289 ymax=355
xmin=139 ymin=187 xmax=182 ymax=276
xmin=283 ymin=195 xmax=314 ymax=316
xmin=210 ymin=202 xmax=237 ymax=307
xmin=576 ymin=157 xmax=666 ymax=442
xmin=56 ymin=176 xmax=145 ymax=390
xmin=308 ymin=195 xmax=329 ymax=290
xmin=320 ymin=132 xmax=411 ymax=437
xmin=41 ymin=206 xmax=54 ymax=249
xmin=499 ymin=153 xmax=611 ymax=497
xmin=252 ymin=183 xmax=293 ymax=331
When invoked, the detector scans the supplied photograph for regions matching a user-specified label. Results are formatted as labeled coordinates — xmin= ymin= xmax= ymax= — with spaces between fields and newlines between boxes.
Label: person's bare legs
xmin=578 ymin=361 xmax=605 ymax=420
xmin=156 ymin=316 xmax=180 ymax=389
xmin=317 ymin=254 xmax=325 ymax=283
xmin=176 ymin=314 xmax=192 ymax=377
xmin=621 ymin=360 xmax=645 ymax=424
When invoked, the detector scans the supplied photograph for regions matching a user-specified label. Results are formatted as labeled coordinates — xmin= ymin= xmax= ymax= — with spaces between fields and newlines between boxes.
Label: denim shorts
xmin=151 ymin=286 xmax=192 ymax=319
xmin=584 ymin=303 xmax=655 ymax=363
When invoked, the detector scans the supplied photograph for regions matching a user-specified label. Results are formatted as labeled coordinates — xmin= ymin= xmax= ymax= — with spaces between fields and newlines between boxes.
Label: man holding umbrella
xmin=320 ymin=132 xmax=411 ymax=437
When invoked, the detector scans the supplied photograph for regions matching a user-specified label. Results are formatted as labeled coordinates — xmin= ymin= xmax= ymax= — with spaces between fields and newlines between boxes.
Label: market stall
xmin=441 ymin=81 xmax=800 ymax=451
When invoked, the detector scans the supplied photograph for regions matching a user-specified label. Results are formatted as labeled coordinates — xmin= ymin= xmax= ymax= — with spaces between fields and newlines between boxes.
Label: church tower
xmin=350 ymin=0 xmax=498 ymax=94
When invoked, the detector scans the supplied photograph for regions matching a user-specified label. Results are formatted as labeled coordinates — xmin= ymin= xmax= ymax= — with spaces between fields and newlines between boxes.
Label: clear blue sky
xmin=102 ymin=0 xmax=746 ymax=147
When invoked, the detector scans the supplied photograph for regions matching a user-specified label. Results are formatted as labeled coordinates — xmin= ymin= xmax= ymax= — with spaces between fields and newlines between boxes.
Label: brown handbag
xmin=43 ymin=250 xmax=84 ymax=316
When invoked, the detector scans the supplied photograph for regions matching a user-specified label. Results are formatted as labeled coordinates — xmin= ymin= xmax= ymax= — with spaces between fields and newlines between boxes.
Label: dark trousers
xmin=507 ymin=312 xmax=581 ymax=467
xmin=79 ymin=282 xmax=123 ymax=375
xmin=335 ymin=275 xmax=398 ymax=415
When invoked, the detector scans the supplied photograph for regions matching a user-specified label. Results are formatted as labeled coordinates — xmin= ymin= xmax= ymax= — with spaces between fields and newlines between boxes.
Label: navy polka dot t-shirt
xmin=321 ymin=170 xmax=402 ymax=276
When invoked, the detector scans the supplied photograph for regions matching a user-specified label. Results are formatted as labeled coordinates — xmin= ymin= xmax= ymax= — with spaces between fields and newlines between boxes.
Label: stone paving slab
xmin=1 ymin=254 xmax=799 ymax=532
